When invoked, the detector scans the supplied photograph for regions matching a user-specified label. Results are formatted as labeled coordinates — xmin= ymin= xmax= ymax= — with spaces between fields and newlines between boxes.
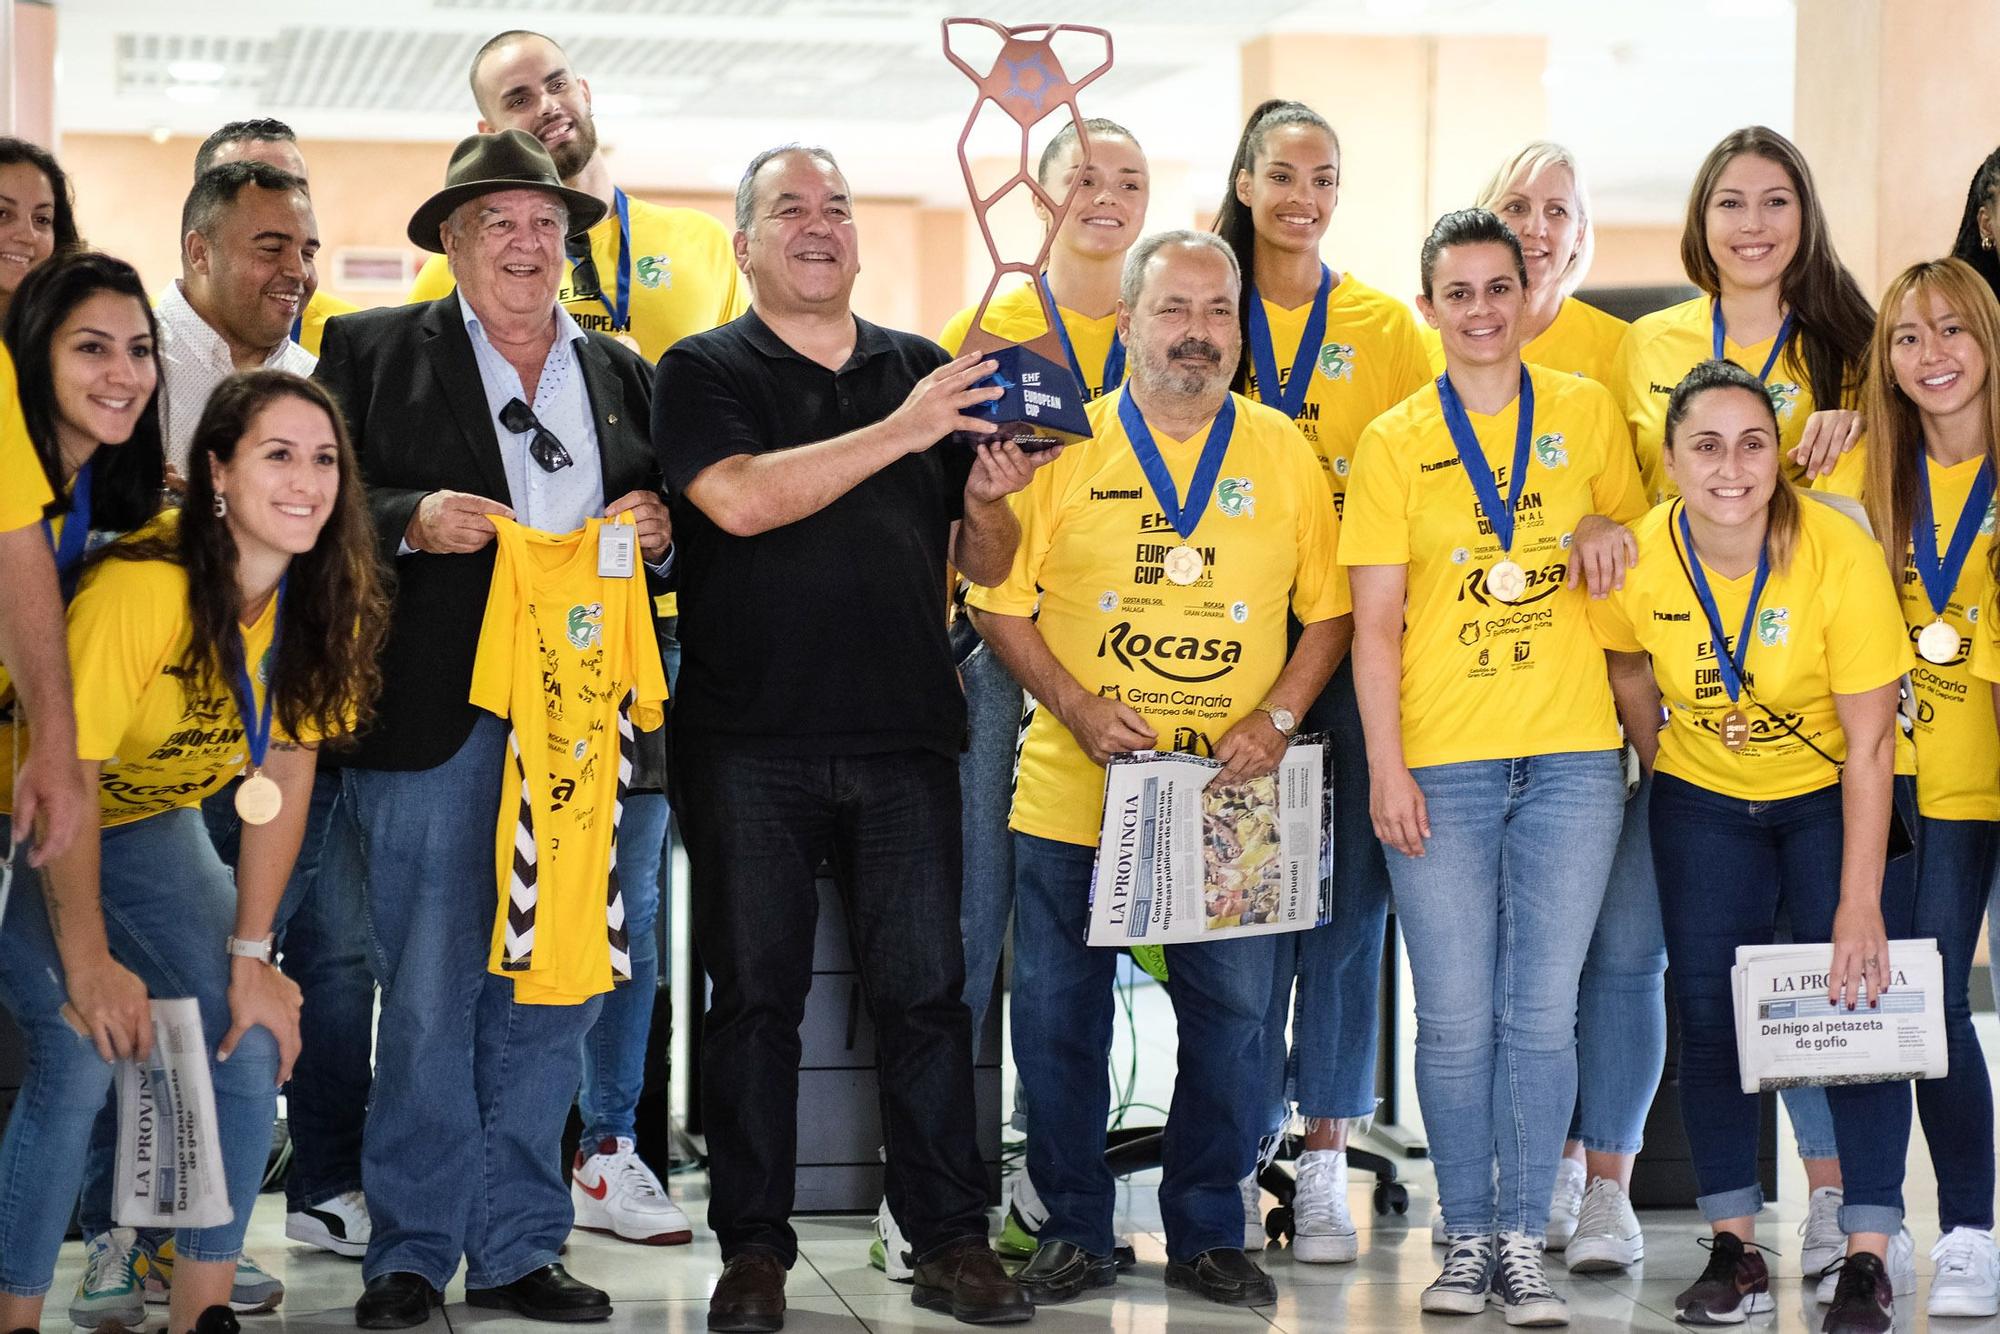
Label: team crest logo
xmin=1983 ymin=498 xmax=1996 ymax=537
xmin=1766 ymin=381 xmax=1800 ymax=420
xmin=1230 ymin=601 xmax=1249 ymax=623
xmin=256 ymin=645 xmax=273 ymax=686
xmin=1316 ymin=342 xmax=1357 ymax=382
xmin=1451 ymin=546 xmax=1470 ymax=565
xmin=1216 ymin=477 xmax=1255 ymax=517
xmin=1533 ymin=432 xmax=1568 ymax=468
xmin=1098 ymin=590 xmax=1120 ymax=612
xmin=635 ymin=255 xmax=672 ymax=290
xmin=567 ymin=602 xmax=605 ymax=650
xmin=1333 ymin=455 xmax=1350 ymax=477
xmin=1757 ymin=607 xmax=1790 ymax=647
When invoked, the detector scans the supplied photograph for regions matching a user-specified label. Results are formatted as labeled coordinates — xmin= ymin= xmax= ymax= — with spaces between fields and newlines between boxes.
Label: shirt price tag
xmin=598 ymin=522 xmax=637 ymax=579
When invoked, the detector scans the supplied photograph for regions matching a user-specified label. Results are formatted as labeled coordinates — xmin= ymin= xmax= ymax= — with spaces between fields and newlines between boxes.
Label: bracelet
xmin=226 ymin=934 xmax=275 ymax=964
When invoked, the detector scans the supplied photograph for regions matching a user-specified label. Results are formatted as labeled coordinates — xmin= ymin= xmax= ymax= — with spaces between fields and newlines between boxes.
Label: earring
xmin=1984 ymin=234 xmax=1994 ymax=251
xmin=212 ymin=494 xmax=228 ymax=518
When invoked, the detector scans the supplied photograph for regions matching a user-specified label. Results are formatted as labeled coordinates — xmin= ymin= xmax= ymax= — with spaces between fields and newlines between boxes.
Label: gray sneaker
xmin=70 ymin=1229 xmax=145 ymax=1333
xmin=1422 ymin=1235 xmax=1493 ymax=1316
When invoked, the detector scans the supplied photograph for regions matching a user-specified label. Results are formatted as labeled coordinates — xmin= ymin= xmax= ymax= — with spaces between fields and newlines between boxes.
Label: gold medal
xmin=1721 ymin=709 xmax=1750 ymax=752
xmin=1486 ymin=559 xmax=1527 ymax=604
xmin=614 ymin=333 xmax=642 ymax=354
xmin=234 ymin=771 xmax=283 ymax=825
xmin=1918 ymin=619 xmax=1961 ymax=665
xmin=1163 ymin=545 xmax=1204 ymax=586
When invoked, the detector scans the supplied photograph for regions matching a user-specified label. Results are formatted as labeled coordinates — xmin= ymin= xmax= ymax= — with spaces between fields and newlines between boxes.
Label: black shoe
xmin=354 ymin=1274 xmax=443 ymax=1330
xmin=1016 ymin=1241 xmax=1116 ymax=1305
xmin=465 ymin=1264 xmax=611 ymax=1323
xmin=193 ymin=1308 xmax=240 ymax=1334
xmin=1164 ymin=1248 xmax=1276 ymax=1308
xmin=1112 ymin=1243 xmax=1137 ymax=1272
xmin=1822 ymin=1252 xmax=1894 ymax=1334
xmin=709 ymin=1250 xmax=787 ymax=1333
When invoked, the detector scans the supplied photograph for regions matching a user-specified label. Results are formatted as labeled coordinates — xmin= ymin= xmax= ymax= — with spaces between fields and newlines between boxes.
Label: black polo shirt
xmin=653 ymin=308 xmax=975 ymax=757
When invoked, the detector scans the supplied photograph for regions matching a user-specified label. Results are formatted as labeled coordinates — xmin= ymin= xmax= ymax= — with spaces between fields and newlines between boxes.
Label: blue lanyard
xmin=227 ymin=575 xmax=285 ymax=774
xmin=582 ymin=187 xmax=632 ymax=332
xmin=41 ymin=459 xmax=92 ymax=580
xmin=1246 ymin=264 xmax=1332 ymax=421
xmin=1676 ymin=504 xmax=1770 ymax=704
xmin=1912 ymin=456 xmax=1997 ymax=619
xmin=1435 ymin=367 xmax=1535 ymax=552
xmin=1116 ymin=387 xmax=1236 ymax=539
xmin=1711 ymin=299 xmax=1796 ymax=383
xmin=1036 ymin=273 xmax=1125 ymax=395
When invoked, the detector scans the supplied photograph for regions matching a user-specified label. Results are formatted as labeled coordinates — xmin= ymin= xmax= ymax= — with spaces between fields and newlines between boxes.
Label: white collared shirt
xmin=457 ymin=293 xmax=605 ymax=534
xmin=156 ymin=280 xmax=317 ymax=474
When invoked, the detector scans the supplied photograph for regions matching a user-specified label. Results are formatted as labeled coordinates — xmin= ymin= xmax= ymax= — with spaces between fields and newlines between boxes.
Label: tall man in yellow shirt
xmin=969 ymin=232 xmax=1350 ymax=1308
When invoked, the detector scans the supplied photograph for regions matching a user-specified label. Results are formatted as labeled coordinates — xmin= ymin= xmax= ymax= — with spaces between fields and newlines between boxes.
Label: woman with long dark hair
xmin=1213 ymin=96 xmax=1431 ymax=1268
xmin=1948 ymin=147 xmax=2000 ymax=302
xmin=0 ymin=137 xmax=81 ymax=325
xmin=0 ymin=370 xmax=384 ymax=1334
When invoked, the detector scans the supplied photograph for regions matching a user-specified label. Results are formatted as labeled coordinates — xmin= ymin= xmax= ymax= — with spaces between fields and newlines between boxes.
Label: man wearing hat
xmin=314 ymin=128 xmax=671 ymax=1329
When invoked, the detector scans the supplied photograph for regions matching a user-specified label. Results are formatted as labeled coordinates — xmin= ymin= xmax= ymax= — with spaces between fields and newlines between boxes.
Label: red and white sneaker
xmin=572 ymin=1136 xmax=693 ymax=1245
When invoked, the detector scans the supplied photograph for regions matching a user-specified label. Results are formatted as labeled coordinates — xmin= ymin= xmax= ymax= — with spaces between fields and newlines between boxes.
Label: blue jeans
xmin=344 ymin=714 xmax=601 ymax=1288
xmin=76 ymin=770 xmax=375 ymax=1231
xmin=0 ymin=809 xmax=281 ymax=1295
xmin=1568 ymin=771 xmax=1666 ymax=1154
xmin=957 ymin=639 xmax=1021 ymax=1041
xmin=1386 ymin=750 xmax=1625 ymax=1239
xmin=1263 ymin=662 xmax=1389 ymax=1129
xmin=1011 ymin=832 xmax=1275 ymax=1262
xmin=1907 ymin=798 xmax=1997 ymax=1231
xmin=1650 ymin=773 xmax=1915 ymax=1236
xmin=579 ymin=790 xmax=667 ymax=1144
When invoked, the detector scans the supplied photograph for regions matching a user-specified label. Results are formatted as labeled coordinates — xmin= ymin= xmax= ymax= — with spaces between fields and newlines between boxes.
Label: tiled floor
xmin=33 ymin=996 xmax=2000 ymax=1332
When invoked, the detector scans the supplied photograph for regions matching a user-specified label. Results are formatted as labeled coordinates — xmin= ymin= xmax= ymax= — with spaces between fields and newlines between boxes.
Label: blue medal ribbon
xmin=1676 ymin=503 xmax=1770 ymax=705
xmin=1246 ymin=264 xmax=1332 ymax=421
xmin=580 ymin=187 xmax=632 ymax=334
xmin=1436 ymin=367 xmax=1535 ymax=552
xmin=1710 ymin=299 xmax=1796 ymax=384
xmin=1116 ymin=387 xmax=1236 ymax=540
xmin=1037 ymin=273 xmax=1125 ymax=396
xmin=1912 ymin=456 xmax=1996 ymax=619
xmin=227 ymin=575 xmax=286 ymax=778
xmin=42 ymin=459 xmax=92 ymax=580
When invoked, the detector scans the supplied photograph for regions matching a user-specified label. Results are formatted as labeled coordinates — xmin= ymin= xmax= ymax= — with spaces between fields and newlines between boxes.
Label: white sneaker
xmin=1814 ymin=1227 xmax=1916 ymax=1305
xmin=1432 ymin=1211 xmax=1447 ymax=1246
xmin=286 ymin=1189 xmax=372 ymax=1259
xmin=1800 ymin=1186 xmax=1845 ymax=1279
xmin=1563 ymin=1179 xmax=1643 ymax=1272
xmin=1929 ymin=1227 xmax=2000 ymax=1318
xmin=1290 ymin=1149 xmax=1359 ymax=1263
xmin=1544 ymin=1158 xmax=1585 ymax=1253
xmin=870 ymin=1197 xmax=914 ymax=1282
xmin=1240 ymin=1173 xmax=1266 ymax=1251
xmin=571 ymin=1136 xmax=693 ymax=1245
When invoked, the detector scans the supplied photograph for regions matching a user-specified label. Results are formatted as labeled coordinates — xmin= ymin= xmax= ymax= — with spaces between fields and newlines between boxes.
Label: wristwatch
xmin=1256 ymin=701 xmax=1298 ymax=738
xmin=226 ymin=934 xmax=275 ymax=964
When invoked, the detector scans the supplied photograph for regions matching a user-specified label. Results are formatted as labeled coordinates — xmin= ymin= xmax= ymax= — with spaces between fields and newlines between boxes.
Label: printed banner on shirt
xmin=113 ymin=998 xmax=231 ymax=1228
xmin=1731 ymin=939 xmax=1947 ymax=1095
xmin=1085 ymin=737 xmax=1329 ymax=946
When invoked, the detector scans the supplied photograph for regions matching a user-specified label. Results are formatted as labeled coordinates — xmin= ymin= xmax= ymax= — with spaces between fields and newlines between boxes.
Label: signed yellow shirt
xmin=939 ymin=281 xmax=1124 ymax=402
xmin=968 ymin=390 xmax=1347 ymax=847
xmin=1340 ymin=363 xmax=1646 ymax=767
xmin=1590 ymin=498 xmax=1911 ymax=802
xmin=1611 ymin=295 xmax=1829 ymax=503
xmin=1817 ymin=446 xmax=2000 ymax=818
xmin=0 ymin=341 xmax=52 ymax=534
xmin=1420 ymin=295 xmax=1630 ymax=388
xmin=1243 ymin=273 xmax=1429 ymax=517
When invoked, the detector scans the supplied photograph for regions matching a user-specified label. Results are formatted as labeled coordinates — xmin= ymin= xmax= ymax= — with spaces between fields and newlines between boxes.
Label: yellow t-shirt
xmin=1340 ymin=364 xmax=1647 ymax=767
xmin=967 ymin=390 xmax=1349 ymax=847
xmin=1612 ymin=295 xmax=1833 ymax=504
xmin=1589 ymin=498 xmax=1911 ymax=802
xmin=471 ymin=516 xmax=669 ymax=1005
xmin=939 ymin=280 xmax=1124 ymax=401
xmin=296 ymin=289 xmax=359 ymax=359
xmin=408 ymin=195 xmax=746 ymax=364
xmin=1816 ymin=447 xmax=1999 ymax=818
xmin=1243 ymin=273 xmax=1430 ymax=517
xmin=0 ymin=340 xmax=52 ymax=534
xmin=0 ymin=529 xmax=326 ymax=825
xmin=1420 ymin=295 xmax=1630 ymax=388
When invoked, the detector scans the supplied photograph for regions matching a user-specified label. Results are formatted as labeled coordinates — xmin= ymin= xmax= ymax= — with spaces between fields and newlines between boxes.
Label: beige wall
xmin=1590 ymin=224 xmax=1689 ymax=290
xmin=58 ymin=132 xmax=968 ymax=337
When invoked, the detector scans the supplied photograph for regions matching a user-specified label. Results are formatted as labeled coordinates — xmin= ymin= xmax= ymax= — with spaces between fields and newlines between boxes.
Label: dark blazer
xmin=316 ymin=294 xmax=663 ymax=772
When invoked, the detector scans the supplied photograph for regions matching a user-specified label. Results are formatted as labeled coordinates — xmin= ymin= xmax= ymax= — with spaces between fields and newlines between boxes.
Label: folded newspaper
xmin=1731 ymin=939 xmax=1947 ymax=1095
xmin=113 ymin=997 xmax=232 ymax=1228
xmin=1086 ymin=737 xmax=1330 ymax=946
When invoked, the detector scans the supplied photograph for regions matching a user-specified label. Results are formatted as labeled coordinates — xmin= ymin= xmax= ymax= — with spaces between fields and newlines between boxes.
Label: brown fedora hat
xmin=406 ymin=129 xmax=607 ymax=252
